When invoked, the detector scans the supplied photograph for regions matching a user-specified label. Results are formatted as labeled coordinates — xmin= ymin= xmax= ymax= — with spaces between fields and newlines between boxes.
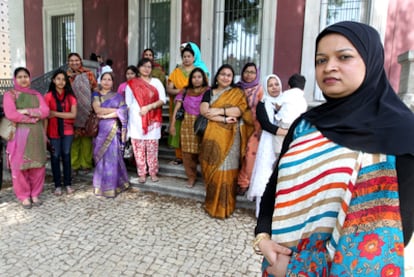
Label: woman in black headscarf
xmin=254 ymin=21 xmax=414 ymax=276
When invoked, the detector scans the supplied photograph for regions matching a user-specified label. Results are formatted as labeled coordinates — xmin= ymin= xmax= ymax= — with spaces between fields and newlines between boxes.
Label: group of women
xmin=2 ymin=21 xmax=414 ymax=275
xmin=2 ymin=51 xmax=167 ymax=207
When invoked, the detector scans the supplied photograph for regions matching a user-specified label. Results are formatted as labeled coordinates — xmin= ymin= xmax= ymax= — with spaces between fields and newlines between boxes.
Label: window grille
xmin=215 ymin=0 xmax=262 ymax=75
xmin=320 ymin=0 xmax=370 ymax=28
xmin=139 ymin=0 xmax=170 ymax=72
xmin=51 ymin=14 xmax=76 ymax=68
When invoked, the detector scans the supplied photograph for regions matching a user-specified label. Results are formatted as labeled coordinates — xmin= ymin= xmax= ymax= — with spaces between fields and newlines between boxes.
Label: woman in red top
xmin=44 ymin=69 xmax=77 ymax=196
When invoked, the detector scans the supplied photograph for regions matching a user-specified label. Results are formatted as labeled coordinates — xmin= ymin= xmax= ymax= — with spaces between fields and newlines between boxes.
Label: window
xmin=138 ymin=0 xmax=171 ymax=72
xmin=320 ymin=0 xmax=370 ymax=29
xmin=215 ymin=0 xmax=262 ymax=75
xmin=43 ymin=0 xmax=82 ymax=72
xmin=51 ymin=14 xmax=76 ymax=68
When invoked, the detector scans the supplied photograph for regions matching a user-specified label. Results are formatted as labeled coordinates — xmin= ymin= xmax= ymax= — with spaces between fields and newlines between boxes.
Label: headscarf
xmin=237 ymin=63 xmax=261 ymax=90
xmin=302 ymin=21 xmax=414 ymax=155
xmin=186 ymin=42 xmax=210 ymax=78
xmin=261 ymin=74 xmax=282 ymax=104
xmin=13 ymin=76 xmax=40 ymax=96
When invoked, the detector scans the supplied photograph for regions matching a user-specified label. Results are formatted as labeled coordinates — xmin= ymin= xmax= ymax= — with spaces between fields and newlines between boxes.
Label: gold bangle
xmin=252 ymin=233 xmax=271 ymax=255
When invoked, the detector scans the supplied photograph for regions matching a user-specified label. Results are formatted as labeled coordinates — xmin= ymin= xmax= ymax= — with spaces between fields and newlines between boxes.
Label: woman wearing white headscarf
xmin=247 ymin=74 xmax=287 ymax=217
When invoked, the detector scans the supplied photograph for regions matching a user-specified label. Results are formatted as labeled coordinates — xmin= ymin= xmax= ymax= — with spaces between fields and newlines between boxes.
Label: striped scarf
xmin=269 ymin=120 xmax=404 ymax=276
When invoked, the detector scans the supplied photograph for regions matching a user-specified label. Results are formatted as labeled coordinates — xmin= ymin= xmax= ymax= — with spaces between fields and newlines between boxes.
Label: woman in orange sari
xmin=199 ymin=64 xmax=254 ymax=219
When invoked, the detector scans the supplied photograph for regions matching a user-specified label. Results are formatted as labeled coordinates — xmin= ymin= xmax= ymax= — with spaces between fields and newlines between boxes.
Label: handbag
xmin=0 ymin=117 xmax=16 ymax=141
xmin=175 ymin=89 xmax=187 ymax=121
xmin=83 ymin=94 xmax=102 ymax=137
xmin=0 ymin=91 xmax=16 ymax=141
xmin=84 ymin=111 xmax=100 ymax=137
xmin=194 ymin=115 xmax=208 ymax=137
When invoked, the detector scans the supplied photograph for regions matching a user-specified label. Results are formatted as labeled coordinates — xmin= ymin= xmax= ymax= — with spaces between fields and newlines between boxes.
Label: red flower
xmin=309 ymin=262 xmax=318 ymax=272
xmin=391 ymin=242 xmax=404 ymax=256
xmin=333 ymin=251 xmax=343 ymax=264
xmin=357 ymin=233 xmax=385 ymax=260
xmin=297 ymin=238 xmax=310 ymax=251
xmin=298 ymin=272 xmax=309 ymax=277
xmin=381 ymin=264 xmax=401 ymax=277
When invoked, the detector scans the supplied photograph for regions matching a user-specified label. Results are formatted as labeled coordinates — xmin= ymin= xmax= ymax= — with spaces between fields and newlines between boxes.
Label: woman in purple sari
xmin=92 ymin=72 xmax=129 ymax=197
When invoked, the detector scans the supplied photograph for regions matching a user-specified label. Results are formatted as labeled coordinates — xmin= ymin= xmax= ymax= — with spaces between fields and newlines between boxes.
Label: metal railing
xmin=0 ymin=60 xmax=98 ymax=95
xmin=0 ymin=79 xmax=13 ymax=95
xmin=31 ymin=64 xmax=69 ymax=95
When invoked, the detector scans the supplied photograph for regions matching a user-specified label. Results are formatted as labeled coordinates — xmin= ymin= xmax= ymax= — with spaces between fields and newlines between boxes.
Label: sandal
xmin=150 ymin=175 xmax=159 ymax=182
xmin=138 ymin=176 xmax=146 ymax=183
xmin=66 ymin=186 xmax=74 ymax=195
xmin=237 ymin=186 xmax=248 ymax=196
xmin=186 ymin=179 xmax=196 ymax=188
xmin=21 ymin=199 xmax=32 ymax=209
xmin=32 ymin=198 xmax=43 ymax=207
xmin=169 ymin=158 xmax=183 ymax=165
xmin=54 ymin=187 xmax=62 ymax=196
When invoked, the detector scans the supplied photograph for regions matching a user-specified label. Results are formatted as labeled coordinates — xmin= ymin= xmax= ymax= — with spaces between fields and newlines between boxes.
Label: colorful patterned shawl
xmin=67 ymin=68 xmax=96 ymax=128
xmin=268 ymin=120 xmax=404 ymax=276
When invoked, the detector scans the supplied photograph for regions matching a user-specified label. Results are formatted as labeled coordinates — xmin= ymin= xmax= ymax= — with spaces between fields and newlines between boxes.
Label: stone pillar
xmin=0 ymin=0 xmax=12 ymax=79
xmin=398 ymin=50 xmax=414 ymax=111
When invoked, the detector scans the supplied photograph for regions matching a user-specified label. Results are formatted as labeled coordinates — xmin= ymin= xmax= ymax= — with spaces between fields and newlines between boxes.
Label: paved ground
xmin=0 ymin=174 xmax=262 ymax=277
xmin=1 ymin=169 xmax=413 ymax=276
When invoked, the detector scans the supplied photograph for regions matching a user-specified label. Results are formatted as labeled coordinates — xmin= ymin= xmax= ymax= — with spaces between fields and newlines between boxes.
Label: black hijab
xmin=303 ymin=21 xmax=414 ymax=155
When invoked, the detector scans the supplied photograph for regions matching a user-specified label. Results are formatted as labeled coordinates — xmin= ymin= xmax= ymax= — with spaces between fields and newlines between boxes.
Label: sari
xmin=237 ymin=70 xmax=264 ymax=189
xmin=92 ymin=92 xmax=129 ymax=197
xmin=200 ymin=87 xmax=254 ymax=219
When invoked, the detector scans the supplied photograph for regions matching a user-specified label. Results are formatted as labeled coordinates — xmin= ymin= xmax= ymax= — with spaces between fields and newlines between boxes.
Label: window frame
xmin=42 ymin=0 xmax=82 ymax=72
xmin=128 ymin=0 xmax=181 ymax=74
xmin=201 ymin=0 xmax=277 ymax=79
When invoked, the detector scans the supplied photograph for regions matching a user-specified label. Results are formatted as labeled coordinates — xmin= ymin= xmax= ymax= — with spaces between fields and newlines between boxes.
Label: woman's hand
xmin=226 ymin=116 xmax=237 ymax=124
xmin=169 ymin=124 xmax=176 ymax=136
xmin=140 ymin=105 xmax=150 ymax=116
xmin=17 ymin=109 xmax=28 ymax=115
xmin=265 ymin=253 xmax=291 ymax=277
xmin=205 ymin=107 xmax=222 ymax=117
xmin=49 ymin=111 xmax=57 ymax=118
xmin=259 ymin=239 xmax=292 ymax=277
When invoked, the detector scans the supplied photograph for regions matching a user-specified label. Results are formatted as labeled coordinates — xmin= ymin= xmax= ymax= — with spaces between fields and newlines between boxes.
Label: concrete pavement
xmin=0 ymin=173 xmax=263 ymax=276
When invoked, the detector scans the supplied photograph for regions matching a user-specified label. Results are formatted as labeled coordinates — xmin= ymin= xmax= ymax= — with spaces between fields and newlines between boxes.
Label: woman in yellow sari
xmin=199 ymin=64 xmax=254 ymax=219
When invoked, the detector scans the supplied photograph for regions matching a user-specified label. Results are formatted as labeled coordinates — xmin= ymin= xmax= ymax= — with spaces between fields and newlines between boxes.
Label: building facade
xmin=4 ymin=0 xmax=414 ymax=103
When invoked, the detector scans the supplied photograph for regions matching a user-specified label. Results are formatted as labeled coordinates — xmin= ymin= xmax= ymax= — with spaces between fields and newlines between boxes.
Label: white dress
xmin=125 ymin=78 xmax=166 ymax=140
xmin=247 ymin=100 xmax=278 ymax=203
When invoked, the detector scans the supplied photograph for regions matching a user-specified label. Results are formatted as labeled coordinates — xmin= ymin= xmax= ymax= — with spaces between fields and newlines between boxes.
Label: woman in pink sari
xmin=3 ymin=67 xmax=50 ymax=209
xmin=236 ymin=62 xmax=263 ymax=195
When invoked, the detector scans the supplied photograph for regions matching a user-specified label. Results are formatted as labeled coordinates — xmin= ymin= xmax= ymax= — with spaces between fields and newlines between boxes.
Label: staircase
xmin=125 ymin=103 xmax=189 ymax=179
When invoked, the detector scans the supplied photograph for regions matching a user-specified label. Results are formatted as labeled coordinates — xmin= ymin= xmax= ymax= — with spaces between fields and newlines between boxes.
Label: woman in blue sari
xmin=92 ymin=72 xmax=129 ymax=197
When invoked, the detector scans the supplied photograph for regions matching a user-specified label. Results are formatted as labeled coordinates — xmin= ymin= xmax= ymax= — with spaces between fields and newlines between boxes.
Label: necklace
xmin=214 ymin=86 xmax=231 ymax=96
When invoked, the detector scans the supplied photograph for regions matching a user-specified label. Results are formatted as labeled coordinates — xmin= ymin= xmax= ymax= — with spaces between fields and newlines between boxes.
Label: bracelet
xmin=253 ymin=233 xmax=271 ymax=255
